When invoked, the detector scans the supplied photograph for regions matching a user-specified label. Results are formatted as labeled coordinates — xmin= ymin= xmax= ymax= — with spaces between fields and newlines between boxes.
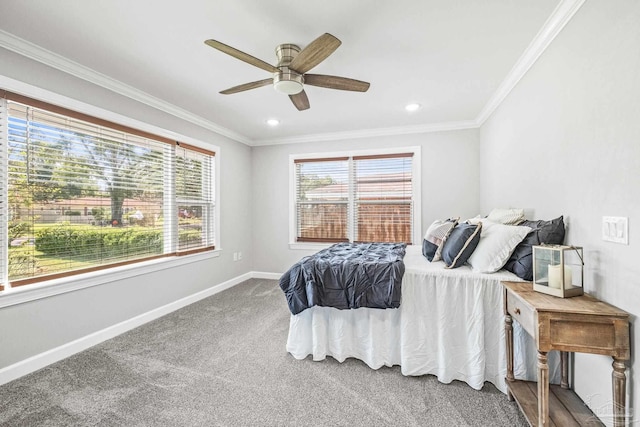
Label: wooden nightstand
xmin=502 ymin=281 xmax=630 ymax=427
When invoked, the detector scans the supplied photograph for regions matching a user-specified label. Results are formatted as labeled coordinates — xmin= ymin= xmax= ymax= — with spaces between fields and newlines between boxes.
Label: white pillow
xmin=486 ymin=208 xmax=525 ymax=225
xmin=467 ymin=220 xmax=531 ymax=273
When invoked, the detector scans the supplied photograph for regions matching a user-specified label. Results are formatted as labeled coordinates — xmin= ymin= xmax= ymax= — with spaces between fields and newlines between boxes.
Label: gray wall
xmin=251 ymin=129 xmax=481 ymax=273
xmin=0 ymin=47 xmax=253 ymax=369
xmin=479 ymin=0 xmax=639 ymax=420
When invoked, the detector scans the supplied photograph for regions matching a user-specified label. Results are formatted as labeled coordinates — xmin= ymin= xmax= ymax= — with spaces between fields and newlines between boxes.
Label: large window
xmin=0 ymin=92 xmax=216 ymax=289
xmin=292 ymin=148 xmax=420 ymax=245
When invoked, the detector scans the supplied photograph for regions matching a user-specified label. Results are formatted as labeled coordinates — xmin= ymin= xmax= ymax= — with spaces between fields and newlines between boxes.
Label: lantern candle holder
xmin=532 ymin=244 xmax=584 ymax=298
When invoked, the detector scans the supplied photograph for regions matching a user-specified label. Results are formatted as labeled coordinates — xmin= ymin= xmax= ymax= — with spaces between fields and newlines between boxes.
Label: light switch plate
xmin=602 ymin=216 xmax=628 ymax=244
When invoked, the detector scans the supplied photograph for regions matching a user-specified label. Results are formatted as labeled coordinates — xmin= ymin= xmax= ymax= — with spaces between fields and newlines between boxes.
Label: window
xmin=175 ymin=143 xmax=215 ymax=252
xmin=292 ymin=148 xmax=420 ymax=246
xmin=294 ymin=157 xmax=349 ymax=242
xmin=0 ymin=92 xmax=216 ymax=289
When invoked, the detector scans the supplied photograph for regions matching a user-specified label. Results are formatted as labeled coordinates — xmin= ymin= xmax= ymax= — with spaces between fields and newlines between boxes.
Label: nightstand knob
xmin=515 ymin=308 xmax=521 ymax=315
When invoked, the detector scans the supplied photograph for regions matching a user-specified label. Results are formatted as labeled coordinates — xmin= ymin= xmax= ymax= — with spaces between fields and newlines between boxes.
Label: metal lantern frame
xmin=532 ymin=244 xmax=584 ymax=298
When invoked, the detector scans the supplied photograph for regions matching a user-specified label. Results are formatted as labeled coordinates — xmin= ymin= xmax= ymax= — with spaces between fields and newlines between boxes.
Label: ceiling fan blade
xmin=304 ymin=74 xmax=370 ymax=92
xmin=220 ymin=78 xmax=273 ymax=95
xmin=205 ymin=39 xmax=279 ymax=73
xmin=289 ymin=33 xmax=341 ymax=74
xmin=289 ymin=90 xmax=310 ymax=111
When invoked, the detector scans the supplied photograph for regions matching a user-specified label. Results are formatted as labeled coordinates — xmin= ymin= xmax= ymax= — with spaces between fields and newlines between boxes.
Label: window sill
xmin=288 ymin=242 xmax=332 ymax=251
xmin=0 ymin=249 xmax=221 ymax=309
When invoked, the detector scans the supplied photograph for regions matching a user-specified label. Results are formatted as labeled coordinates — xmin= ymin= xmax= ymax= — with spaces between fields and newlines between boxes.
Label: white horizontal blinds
xmin=295 ymin=157 xmax=349 ymax=242
xmin=353 ymin=153 xmax=414 ymax=244
xmin=6 ymin=99 xmax=168 ymax=283
xmin=175 ymin=143 xmax=215 ymax=253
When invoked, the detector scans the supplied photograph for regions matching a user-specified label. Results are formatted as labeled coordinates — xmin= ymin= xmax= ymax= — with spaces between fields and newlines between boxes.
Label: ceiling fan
xmin=204 ymin=33 xmax=370 ymax=111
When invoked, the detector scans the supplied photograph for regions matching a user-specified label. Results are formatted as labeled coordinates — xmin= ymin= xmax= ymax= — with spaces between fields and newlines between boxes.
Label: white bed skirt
xmin=286 ymin=245 xmax=559 ymax=393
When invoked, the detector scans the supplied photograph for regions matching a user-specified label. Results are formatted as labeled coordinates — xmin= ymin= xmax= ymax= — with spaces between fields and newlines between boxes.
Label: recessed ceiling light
xmin=405 ymin=103 xmax=421 ymax=112
xmin=266 ymin=118 xmax=280 ymax=127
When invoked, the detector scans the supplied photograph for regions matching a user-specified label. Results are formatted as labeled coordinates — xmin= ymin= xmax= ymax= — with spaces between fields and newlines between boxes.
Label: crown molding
xmin=0 ymin=0 xmax=584 ymax=147
xmin=475 ymin=0 xmax=586 ymax=125
xmin=0 ymin=30 xmax=251 ymax=146
xmin=253 ymin=120 xmax=479 ymax=146
xmin=253 ymin=0 xmax=585 ymax=146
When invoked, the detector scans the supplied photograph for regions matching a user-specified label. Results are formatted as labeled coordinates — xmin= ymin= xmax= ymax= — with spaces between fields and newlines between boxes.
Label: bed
xmin=283 ymin=244 xmax=560 ymax=393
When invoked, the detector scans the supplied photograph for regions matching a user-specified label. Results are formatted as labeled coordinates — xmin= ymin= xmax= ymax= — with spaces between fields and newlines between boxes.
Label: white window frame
xmin=289 ymin=146 xmax=421 ymax=250
xmin=0 ymin=76 xmax=221 ymax=307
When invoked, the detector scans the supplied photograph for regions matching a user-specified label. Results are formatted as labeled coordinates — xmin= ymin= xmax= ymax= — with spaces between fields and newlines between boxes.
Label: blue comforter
xmin=279 ymin=242 xmax=406 ymax=315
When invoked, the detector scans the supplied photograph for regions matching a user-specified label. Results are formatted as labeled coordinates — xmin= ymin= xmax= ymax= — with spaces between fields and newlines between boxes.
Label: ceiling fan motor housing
xmin=274 ymin=44 xmax=304 ymax=95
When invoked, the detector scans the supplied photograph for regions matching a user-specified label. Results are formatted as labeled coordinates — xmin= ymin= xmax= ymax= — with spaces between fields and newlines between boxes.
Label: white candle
xmin=548 ymin=265 xmax=572 ymax=289
xmin=564 ymin=267 xmax=573 ymax=288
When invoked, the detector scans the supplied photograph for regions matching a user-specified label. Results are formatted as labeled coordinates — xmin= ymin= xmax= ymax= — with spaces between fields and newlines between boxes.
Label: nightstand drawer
xmin=506 ymin=289 xmax=535 ymax=337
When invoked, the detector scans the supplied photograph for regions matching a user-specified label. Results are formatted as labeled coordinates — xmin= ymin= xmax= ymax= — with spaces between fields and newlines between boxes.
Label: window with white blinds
xmin=295 ymin=157 xmax=349 ymax=242
xmin=0 ymin=92 xmax=216 ymax=289
xmin=353 ymin=153 xmax=413 ymax=243
xmin=175 ymin=143 xmax=215 ymax=252
xmin=293 ymin=150 xmax=416 ymax=245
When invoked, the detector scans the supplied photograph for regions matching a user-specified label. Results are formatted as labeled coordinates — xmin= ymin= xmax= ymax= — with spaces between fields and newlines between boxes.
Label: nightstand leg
xmin=537 ymin=351 xmax=549 ymax=427
xmin=560 ymin=351 xmax=569 ymax=389
xmin=505 ymin=314 xmax=514 ymax=400
xmin=612 ymin=358 xmax=626 ymax=427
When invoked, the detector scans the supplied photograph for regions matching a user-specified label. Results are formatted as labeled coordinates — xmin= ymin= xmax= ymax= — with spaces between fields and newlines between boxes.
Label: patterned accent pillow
xmin=441 ymin=222 xmax=483 ymax=269
xmin=422 ymin=218 xmax=459 ymax=262
xmin=503 ymin=216 xmax=566 ymax=280
xmin=487 ymin=208 xmax=525 ymax=225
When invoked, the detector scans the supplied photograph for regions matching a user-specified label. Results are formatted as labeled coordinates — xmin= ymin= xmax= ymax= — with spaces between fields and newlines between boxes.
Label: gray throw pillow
xmin=504 ymin=216 xmax=565 ymax=280
xmin=441 ymin=222 xmax=482 ymax=269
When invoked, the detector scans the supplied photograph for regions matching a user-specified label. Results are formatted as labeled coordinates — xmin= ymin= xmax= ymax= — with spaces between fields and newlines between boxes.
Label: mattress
xmin=285 ymin=244 xmax=560 ymax=393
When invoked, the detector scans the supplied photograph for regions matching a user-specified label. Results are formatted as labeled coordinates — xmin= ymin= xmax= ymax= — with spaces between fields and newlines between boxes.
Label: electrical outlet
xmin=602 ymin=216 xmax=628 ymax=244
xmin=233 ymin=252 xmax=238 ymax=261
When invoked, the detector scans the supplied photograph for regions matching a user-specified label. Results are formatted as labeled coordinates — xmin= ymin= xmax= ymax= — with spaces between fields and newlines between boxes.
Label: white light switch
xmin=602 ymin=216 xmax=628 ymax=244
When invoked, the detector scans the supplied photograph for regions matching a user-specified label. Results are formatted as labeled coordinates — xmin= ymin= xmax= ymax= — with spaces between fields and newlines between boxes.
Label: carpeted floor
xmin=0 ymin=279 xmax=527 ymax=426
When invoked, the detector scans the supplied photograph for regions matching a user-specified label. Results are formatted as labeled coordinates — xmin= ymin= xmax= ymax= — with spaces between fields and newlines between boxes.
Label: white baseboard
xmin=0 ymin=271 xmax=256 ymax=386
xmin=252 ymin=271 xmax=283 ymax=280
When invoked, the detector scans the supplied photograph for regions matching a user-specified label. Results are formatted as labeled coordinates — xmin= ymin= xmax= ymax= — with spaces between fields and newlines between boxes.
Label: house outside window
xmin=0 ymin=92 xmax=216 ymax=290
xmin=290 ymin=147 xmax=421 ymax=248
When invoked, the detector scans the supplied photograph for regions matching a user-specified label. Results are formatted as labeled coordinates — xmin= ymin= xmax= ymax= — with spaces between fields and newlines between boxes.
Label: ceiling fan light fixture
xmin=273 ymin=67 xmax=304 ymax=95
xmin=274 ymin=79 xmax=304 ymax=95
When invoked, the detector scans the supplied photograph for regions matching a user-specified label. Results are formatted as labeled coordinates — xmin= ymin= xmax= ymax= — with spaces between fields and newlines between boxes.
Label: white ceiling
xmin=0 ymin=0 xmax=566 ymax=145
